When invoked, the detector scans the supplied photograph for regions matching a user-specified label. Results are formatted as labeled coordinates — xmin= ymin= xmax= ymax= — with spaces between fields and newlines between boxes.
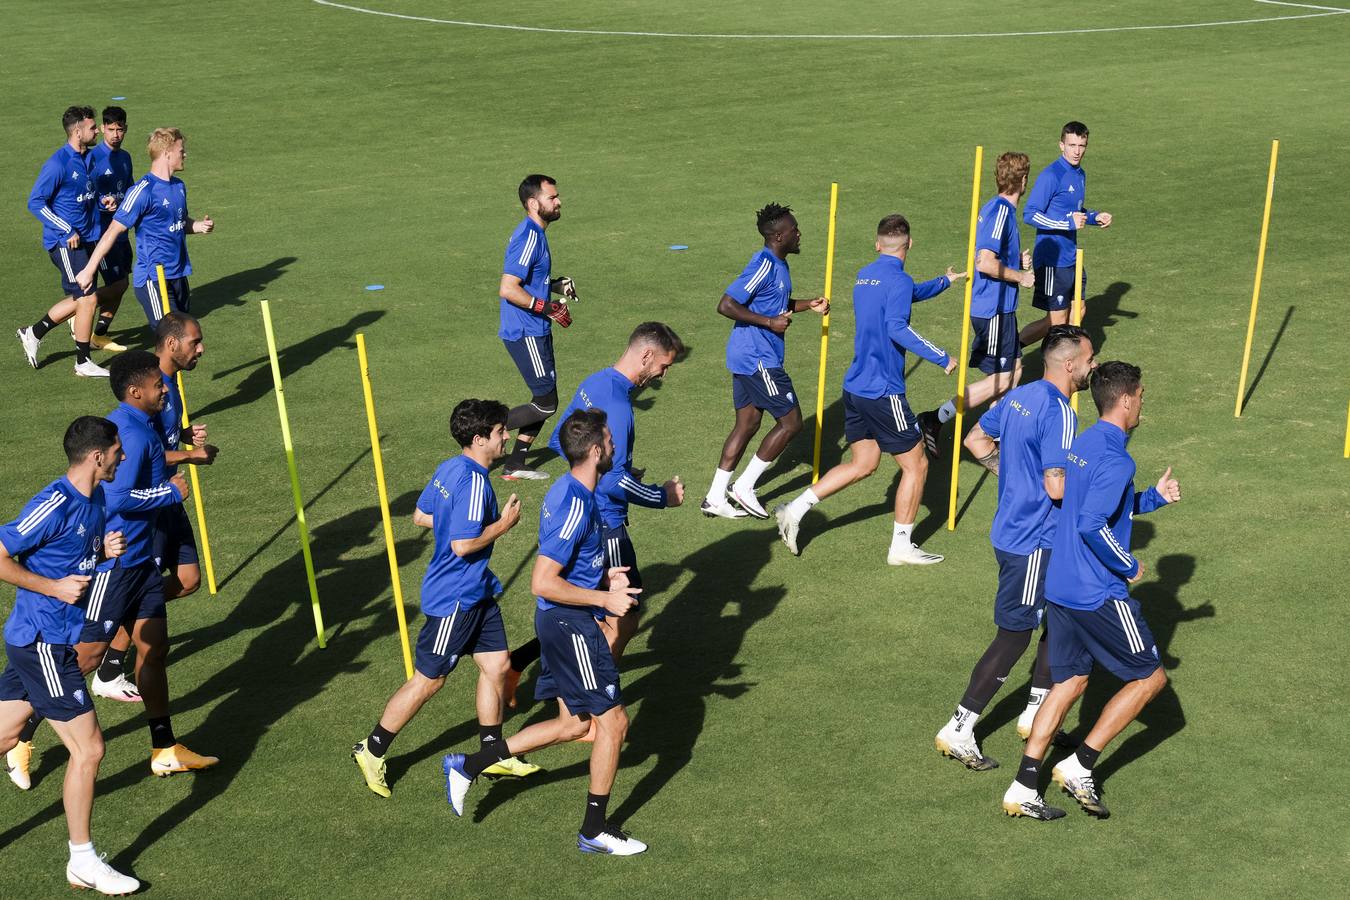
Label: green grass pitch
xmin=2 ymin=1 xmax=1349 ymax=896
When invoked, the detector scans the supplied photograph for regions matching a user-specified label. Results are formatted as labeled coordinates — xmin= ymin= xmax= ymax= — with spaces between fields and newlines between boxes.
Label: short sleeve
xmin=978 ymin=403 xmax=1004 ymax=441
xmin=445 ymin=469 xmax=489 ymax=540
xmin=1038 ymin=398 xmax=1075 ymax=471
xmin=0 ymin=490 xmax=68 ymax=559
xmin=725 ymin=255 xmax=772 ymax=305
xmin=503 ymin=227 xmax=539 ymax=281
xmin=538 ymin=493 xmax=584 ymax=567
xmin=114 ymin=179 xmax=150 ymax=230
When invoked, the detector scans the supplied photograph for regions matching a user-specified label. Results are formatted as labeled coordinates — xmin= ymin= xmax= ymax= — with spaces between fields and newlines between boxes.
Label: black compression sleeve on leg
xmin=960 ymin=627 xmax=1034 ymax=713
xmin=509 ymin=638 xmax=541 ymax=673
xmin=1030 ymin=632 xmax=1053 ymax=691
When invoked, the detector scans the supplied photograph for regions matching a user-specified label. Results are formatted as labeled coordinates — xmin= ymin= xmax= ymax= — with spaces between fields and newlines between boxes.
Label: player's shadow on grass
xmin=1240 ymin=304 xmax=1294 ymax=413
xmin=191 ymin=309 xmax=385 ymax=419
xmin=189 ymin=256 xmax=298 ymax=317
xmin=465 ymin=528 xmax=783 ymax=827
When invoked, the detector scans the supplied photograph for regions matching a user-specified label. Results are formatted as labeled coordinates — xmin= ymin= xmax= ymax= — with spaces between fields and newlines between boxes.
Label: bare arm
xmin=500 ymin=273 xmax=541 ymax=311
xmin=717 ymin=293 xmax=791 ymax=333
xmin=963 ymin=422 xmax=1000 ymax=474
xmin=76 ymin=221 xmax=130 ymax=292
xmin=1043 ymin=467 xmax=1066 ymax=501
xmin=975 ymin=249 xmax=1034 ymax=288
xmin=530 ymin=555 xmax=639 ymax=617
xmin=0 ymin=543 xmax=90 ymax=605
xmin=412 ymin=509 xmax=433 ymax=529
xmin=450 ymin=494 xmax=521 ymax=557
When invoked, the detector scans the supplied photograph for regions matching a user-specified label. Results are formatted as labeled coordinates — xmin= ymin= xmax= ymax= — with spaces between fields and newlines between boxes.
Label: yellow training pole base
xmin=357 ymin=333 xmax=415 ymax=680
xmin=1235 ymin=139 xmax=1279 ymax=418
xmin=1070 ymin=249 xmax=1085 ymax=414
xmin=811 ymin=182 xmax=840 ymax=484
xmin=1343 ymin=398 xmax=1350 ymax=459
xmin=947 ymin=146 xmax=983 ymax=531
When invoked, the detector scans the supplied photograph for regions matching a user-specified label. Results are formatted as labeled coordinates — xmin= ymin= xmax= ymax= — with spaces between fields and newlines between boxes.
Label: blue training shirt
xmin=90 ymin=142 xmax=134 ymax=243
xmin=28 ymin=144 xmax=99 ymax=249
xmin=978 ymin=380 xmax=1076 ymax=555
xmin=723 ymin=247 xmax=792 ymax=376
xmin=0 ymin=478 xmax=108 ymax=646
xmin=842 ymin=255 xmax=951 ymax=399
xmin=1045 ymin=421 xmax=1168 ymax=611
xmin=115 ymin=172 xmax=192 ymax=288
xmin=498 ymin=217 xmax=552 ymax=341
xmin=547 ymin=368 xmax=667 ymax=528
xmin=1024 ymin=156 xmax=1098 ymax=268
xmin=535 ymin=473 xmax=607 ymax=618
xmin=972 ymin=195 xmax=1021 ymax=318
xmin=156 ymin=372 xmax=185 ymax=478
xmin=105 ymin=403 xmax=184 ymax=567
xmin=415 ymin=455 xmax=503 ymax=616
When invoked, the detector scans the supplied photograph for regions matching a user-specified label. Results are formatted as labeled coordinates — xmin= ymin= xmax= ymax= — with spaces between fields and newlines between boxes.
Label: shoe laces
xmin=600 ymin=823 xmax=631 ymax=841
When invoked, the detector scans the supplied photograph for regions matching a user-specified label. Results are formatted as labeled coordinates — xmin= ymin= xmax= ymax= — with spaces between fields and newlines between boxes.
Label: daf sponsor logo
xmin=590 ymin=552 xmax=605 ymax=568
xmin=77 ymin=554 xmax=98 ymax=572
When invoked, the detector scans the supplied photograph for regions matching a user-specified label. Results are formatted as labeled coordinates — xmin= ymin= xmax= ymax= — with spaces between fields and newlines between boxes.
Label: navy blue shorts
xmin=969 ymin=313 xmax=1022 ymax=375
xmin=48 ymin=244 xmax=97 ymax=298
xmin=81 ymin=560 xmax=166 ymax=644
xmin=503 ymin=333 xmax=557 ymax=396
xmin=600 ymin=522 xmax=642 ymax=597
xmin=97 ymin=240 xmax=132 ymax=284
xmin=533 ymin=605 xmax=621 ymax=717
xmin=134 ymin=277 xmax=190 ymax=329
xmin=154 ymin=503 xmax=199 ymax=570
xmin=993 ymin=546 xmax=1050 ymax=631
xmin=1033 ymin=264 xmax=1085 ymax=312
xmin=0 ymin=641 xmax=95 ymax=722
xmin=732 ymin=366 xmax=799 ymax=418
xmin=414 ymin=600 xmax=508 ymax=679
xmin=842 ymin=390 xmax=921 ymax=455
xmin=1047 ymin=597 xmax=1161 ymax=683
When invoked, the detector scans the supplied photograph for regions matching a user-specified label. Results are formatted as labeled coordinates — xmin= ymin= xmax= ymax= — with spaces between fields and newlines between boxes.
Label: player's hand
xmin=171 ymin=472 xmax=191 ymax=502
xmin=190 ymin=423 xmax=208 ymax=446
xmin=943 ymin=357 xmax=958 ymax=375
xmin=103 ymin=530 xmax=126 ymax=558
xmin=547 ymin=300 xmax=572 ymax=328
xmin=50 ymin=574 xmax=92 ymax=605
xmin=1019 ymin=269 xmax=1035 ymax=289
xmin=602 ymin=566 xmax=641 ymax=616
xmin=194 ymin=215 xmax=215 ymax=234
xmin=664 ymin=476 xmax=684 ymax=507
xmin=100 ymin=194 xmax=118 ymax=211
xmin=806 ymin=296 xmax=830 ymax=315
xmin=1097 ymin=212 xmax=1113 ymax=228
xmin=766 ymin=312 xmax=792 ymax=334
xmin=1021 ymin=249 xmax=1032 ymax=269
xmin=1128 ymin=561 xmax=1147 ymax=584
xmin=66 ymin=231 xmax=81 ymax=249
xmin=500 ymin=493 xmax=522 ymax=530
xmin=1155 ymin=466 xmax=1180 ymax=504
xmin=1070 ymin=211 xmax=1087 ymax=230
xmin=76 ymin=266 xmax=97 ymax=294
xmin=945 ymin=267 xmax=967 ymax=283
xmin=189 ymin=444 xmax=220 ymax=465
xmin=550 ymin=276 xmax=579 ymax=301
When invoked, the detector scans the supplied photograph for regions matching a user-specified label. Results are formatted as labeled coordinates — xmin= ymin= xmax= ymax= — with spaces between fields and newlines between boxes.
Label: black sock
xmin=18 ymin=714 xmax=43 ymax=742
xmin=148 ymin=716 xmax=176 ymax=750
xmin=503 ymin=431 xmax=539 ymax=470
xmin=94 ymin=316 xmax=111 ymax=336
xmin=31 ymin=315 xmax=57 ymax=340
xmin=366 ymin=724 xmax=397 ymax=758
xmin=462 ymin=740 xmax=509 ymax=778
xmin=75 ymin=341 xmax=91 ymax=364
xmin=509 ymin=639 xmax=540 ymax=672
xmin=97 ymin=648 xmax=127 ymax=683
xmin=1015 ymin=754 xmax=1042 ymax=790
xmin=580 ymin=792 xmax=610 ymax=839
xmin=479 ymin=724 xmax=504 ymax=755
xmin=1075 ymin=743 xmax=1101 ymax=771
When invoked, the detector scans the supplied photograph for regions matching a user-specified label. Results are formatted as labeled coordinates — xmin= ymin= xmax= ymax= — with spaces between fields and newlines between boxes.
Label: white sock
xmin=69 ymin=841 xmax=97 ymax=866
xmin=706 ymin=468 xmax=734 ymax=504
xmin=734 ymin=455 xmax=771 ymax=492
xmin=937 ymin=399 xmax=957 ymax=424
xmin=786 ymin=488 xmax=820 ymax=520
xmin=1019 ymin=688 xmax=1050 ymax=724
xmin=890 ymin=521 xmax=914 ymax=550
xmin=946 ymin=705 xmax=978 ymax=737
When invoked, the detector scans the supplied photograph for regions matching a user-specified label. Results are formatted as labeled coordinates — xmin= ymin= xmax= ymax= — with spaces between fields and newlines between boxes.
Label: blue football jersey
xmin=90 ymin=143 xmax=134 ymax=241
xmin=0 ymin=478 xmax=108 ymax=646
xmin=979 ymin=380 xmax=1075 ymax=555
xmin=415 ymin=456 xmax=503 ymax=615
xmin=115 ymin=173 xmax=192 ymax=287
xmin=28 ymin=145 xmax=99 ymax=249
xmin=723 ymin=248 xmax=792 ymax=375
xmin=842 ymin=255 xmax=950 ymax=399
xmin=498 ymin=218 xmax=552 ymax=341
xmin=156 ymin=372 xmax=185 ymax=478
xmin=535 ymin=474 xmax=607 ymax=618
xmin=105 ymin=403 xmax=183 ymax=566
xmin=1024 ymin=156 xmax=1097 ymax=268
xmin=971 ymin=195 xmax=1021 ymax=318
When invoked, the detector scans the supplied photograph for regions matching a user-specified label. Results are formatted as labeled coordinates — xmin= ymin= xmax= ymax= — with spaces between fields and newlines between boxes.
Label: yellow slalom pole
xmin=156 ymin=265 xmax=217 ymax=595
xmin=356 ymin=334 xmax=414 ymax=679
xmin=1343 ymin=398 xmax=1350 ymax=459
xmin=1069 ymin=249 xmax=1085 ymax=414
xmin=947 ymin=146 xmax=983 ymax=531
xmin=260 ymin=300 xmax=325 ymax=648
xmin=811 ymin=182 xmax=840 ymax=484
xmin=1235 ymin=139 xmax=1279 ymax=418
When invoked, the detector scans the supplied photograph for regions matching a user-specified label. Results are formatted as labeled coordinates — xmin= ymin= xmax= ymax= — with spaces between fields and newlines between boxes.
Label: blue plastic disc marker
xmin=365 ymin=284 xmax=385 ymax=291
xmin=669 ymin=244 xmax=689 ymax=251
xmin=111 ymin=96 xmax=126 ymax=101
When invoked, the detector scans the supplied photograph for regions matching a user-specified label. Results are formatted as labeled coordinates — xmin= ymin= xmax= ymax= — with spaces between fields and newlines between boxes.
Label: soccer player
xmin=16 ymin=105 xmax=109 ymax=377
xmin=0 ymin=416 xmax=140 ymax=894
xmin=83 ymin=106 xmax=134 ymax=352
xmin=77 ymin=127 xmax=215 ymax=330
xmin=351 ymin=399 xmax=540 ymax=798
xmin=496 ymin=174 xmax=580 ymax=480
xmin=773 ymin=214 xmax=959 ymax=564
xmin=1002 ymin=361 xmax=1180 ymax=820
xmin=444 ymin=409 xmax=648 ymax=856
xmin=918 ymin=151 xmax=1036 ymax=456
xmin=1017 ymin=122 xmax=1113 ymax=348
xmin=701 ymin=203 xmax=829 ymax=519
xmin=934 ymin=325 xmax=1095 ymax=771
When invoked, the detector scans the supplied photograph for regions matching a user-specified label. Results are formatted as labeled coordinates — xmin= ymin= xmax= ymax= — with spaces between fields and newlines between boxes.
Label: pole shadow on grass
xmin=191 ymin=309 xmax=385 ymax=420
xmin=188 ymin=257 xmax=298 ymax=318
xmin=1240 ymin=304 xmax=1294 ymax=413
xmin=462 ymin=528 xmax=783 ymax=827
